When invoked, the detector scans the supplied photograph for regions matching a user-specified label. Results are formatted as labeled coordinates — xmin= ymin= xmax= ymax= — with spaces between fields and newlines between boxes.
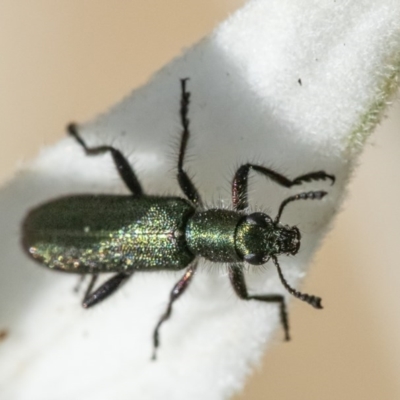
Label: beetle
xmin=22 ymin=79 xmax=335 ymax=359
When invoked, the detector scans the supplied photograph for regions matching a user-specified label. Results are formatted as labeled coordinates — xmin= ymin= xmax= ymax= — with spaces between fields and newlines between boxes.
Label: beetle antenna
xmin=272 ymin=256 xmax=323 ymax=309
xmin=274 ymin=191 xmax=327 ymax=224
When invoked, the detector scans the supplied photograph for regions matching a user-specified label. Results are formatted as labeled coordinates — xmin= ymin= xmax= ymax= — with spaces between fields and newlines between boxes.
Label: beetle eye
xmin=244 ymin=253 xmax=265 ymax=265
xmin=246 ymin=213 xmax=272 ymax=227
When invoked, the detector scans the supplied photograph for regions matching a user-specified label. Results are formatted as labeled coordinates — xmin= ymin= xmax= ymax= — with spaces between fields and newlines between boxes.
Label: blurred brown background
xmin=1 ymin=2 xmax=400 ymax=399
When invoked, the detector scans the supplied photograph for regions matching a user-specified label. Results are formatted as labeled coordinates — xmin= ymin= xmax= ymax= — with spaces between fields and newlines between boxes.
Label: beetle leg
xmin=73 ymin=274 xmax=87 ymax=293
xmin=82 ymin=274 xmax=98 ymax=304
xmin=176 ymin=79 xmax=203 ymax=208
xmin=67 ymin=123 xmax=144 ymax=197
xmin=152 ymin=260 xmax=198 ymax=360
xmin=232 ymin=163 xmax=335 ymax=211
xmin=228 ymin=263 xmax=290 ymax=341
xmin=82 ymin=272 xmax=132 ymax=308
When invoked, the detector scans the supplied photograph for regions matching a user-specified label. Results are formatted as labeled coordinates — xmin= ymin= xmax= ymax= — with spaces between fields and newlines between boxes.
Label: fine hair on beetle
xmin=22 ymin=78 xmax=335 ymax=359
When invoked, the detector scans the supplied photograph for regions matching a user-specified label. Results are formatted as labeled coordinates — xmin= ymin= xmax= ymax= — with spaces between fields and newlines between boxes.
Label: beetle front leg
xmin=228 ymin=264 xmax=290 ymax=341
xmin=82 ymin=272 xmax=133 ymax=308
xmin=67 ymin=123 xmax=144 ymax=197
xmin=152 ymin=260 xmax=198 ymax=360
xmin=232 ymin=163 xmax=335 ymax=211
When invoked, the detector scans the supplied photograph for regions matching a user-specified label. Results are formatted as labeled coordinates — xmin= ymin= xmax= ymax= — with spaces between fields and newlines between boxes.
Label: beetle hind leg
xmin=82 ymin=272 xmax=133 ymax=308
xmin=67 ymin=123 xmax=144 ymax=197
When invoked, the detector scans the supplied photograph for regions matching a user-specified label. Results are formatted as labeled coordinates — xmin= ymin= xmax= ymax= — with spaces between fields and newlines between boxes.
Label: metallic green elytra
xmin=24 ymin=196 xmax=195 ymax=272
xmin=22 ymin=79 xmax=335 ymax=359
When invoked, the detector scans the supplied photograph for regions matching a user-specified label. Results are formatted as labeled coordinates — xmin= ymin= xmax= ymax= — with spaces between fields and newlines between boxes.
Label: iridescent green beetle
xmin=22 ymin=79 xmax=335 ymax=359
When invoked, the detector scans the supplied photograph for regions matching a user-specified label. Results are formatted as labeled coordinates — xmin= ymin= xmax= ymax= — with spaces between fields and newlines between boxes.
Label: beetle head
xmin=236 ymin=212 xmax=301 ymax=265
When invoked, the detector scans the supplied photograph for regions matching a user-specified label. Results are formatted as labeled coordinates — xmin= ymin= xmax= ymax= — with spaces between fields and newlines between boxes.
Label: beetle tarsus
xmin=232 ymin=163 xmax=334 ymax=211
xmin=228 ymin=264 xmax=290 ymax=341
xmin=152 ymin=262 xmax=197 ymax=360
xmin=67 ymin=122 xmax=144 ymax=197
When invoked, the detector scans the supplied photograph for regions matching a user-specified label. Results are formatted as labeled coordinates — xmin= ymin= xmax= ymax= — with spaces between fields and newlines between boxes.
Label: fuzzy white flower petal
xmin=1 ymin=1 xmax=400 ymax=399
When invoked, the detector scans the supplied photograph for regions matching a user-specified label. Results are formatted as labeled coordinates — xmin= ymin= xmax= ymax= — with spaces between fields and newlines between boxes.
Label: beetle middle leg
xmin=176 ymin=78 xmax=203 ymax=208
xmin=82 ymin=272 xmax=133 ymax=308
xmin=152 ymin=260 xmax=198 ymax=360
xmin=67 ymin=123 xmax=143 ymax=197
xmin=232 ymin=163 xmax=335 ymax=210
xmin=229 ymin=263 xmax=290 ymax=341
